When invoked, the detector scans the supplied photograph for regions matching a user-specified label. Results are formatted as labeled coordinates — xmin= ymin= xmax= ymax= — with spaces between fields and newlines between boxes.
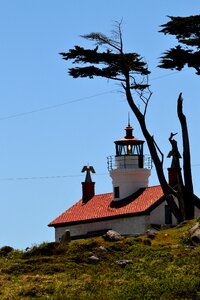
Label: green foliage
xmin=23 ymin=242 xmax=64 ymax=257
xmin=0 ymin=245 xmax=14 ymax=257
xmin=61 ymin=45 xmax=149 ymax=79
xmin=159 ymin=15 xmax=200 ymax=74
xmin=180 ymin=234 xmax=192 ymax=246
xmin=60 ymin=31 xmax=150 ymax=91
xmin=1 ymin=223 xmax=200 ymax=299
xmin=159 ymin=15 xmax=200 ymax=47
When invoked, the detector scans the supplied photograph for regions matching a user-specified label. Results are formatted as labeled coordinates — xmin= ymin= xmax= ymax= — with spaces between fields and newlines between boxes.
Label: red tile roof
xmin=49 ymin=185 xmax=163 ymax=227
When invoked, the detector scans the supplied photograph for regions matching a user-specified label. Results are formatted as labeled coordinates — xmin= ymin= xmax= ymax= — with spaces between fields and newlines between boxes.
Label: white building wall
xmin=55 ymin=215 xmax=150 ymax=242
xmin=115 ymin=156 xmax=141 ymax=168
xmin=54 ymin=200 xmax=200 ymax=242
xmin=110 ymin=168 xmax=151 ymax=200
xmin=195 ymin=206 xmax=200 ymax=218
xmin=150 ymin=200 xmax=200 ymax=226
xmin=150 ymin=200 xmax=177 ymax=225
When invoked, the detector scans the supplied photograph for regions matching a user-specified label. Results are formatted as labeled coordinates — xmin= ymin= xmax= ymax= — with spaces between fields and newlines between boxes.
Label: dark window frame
xmin=114 ymin=186 xmax=120 ymax=198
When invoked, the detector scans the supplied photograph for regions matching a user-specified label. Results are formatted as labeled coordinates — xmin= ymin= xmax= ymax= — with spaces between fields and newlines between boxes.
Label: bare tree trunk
xmin=177 ymin=93 xmax=194 ymax=219
xmin=168 ymin=133 xmax=185 ymax=218
xmin=124 ymin=77 xmax=183 ymax=222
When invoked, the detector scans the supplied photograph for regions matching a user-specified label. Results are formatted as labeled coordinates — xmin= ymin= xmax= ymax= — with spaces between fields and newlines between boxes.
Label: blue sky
xmin=0 ymin=1 xmax=200 ymax=249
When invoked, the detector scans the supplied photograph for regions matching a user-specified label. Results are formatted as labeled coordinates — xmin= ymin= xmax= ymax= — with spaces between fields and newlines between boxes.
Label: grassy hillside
xmin=1 ymin=221 xmax=200 ymax=299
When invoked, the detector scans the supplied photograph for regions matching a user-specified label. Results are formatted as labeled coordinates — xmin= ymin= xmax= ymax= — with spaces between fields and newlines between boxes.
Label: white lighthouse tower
xmin=108 ymin=122 xmax=151 ymax=201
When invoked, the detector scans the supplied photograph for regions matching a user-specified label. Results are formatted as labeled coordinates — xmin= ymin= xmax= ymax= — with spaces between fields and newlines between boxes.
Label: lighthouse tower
xmin=108 ymin=122 xmax=151 ymax=201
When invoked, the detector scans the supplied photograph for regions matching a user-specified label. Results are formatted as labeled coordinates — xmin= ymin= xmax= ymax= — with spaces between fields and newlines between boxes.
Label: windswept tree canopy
xmin=159 ymin=15 xmax=200 ymax=75
xmin=60 ymin=31 xmax=150 ymax=91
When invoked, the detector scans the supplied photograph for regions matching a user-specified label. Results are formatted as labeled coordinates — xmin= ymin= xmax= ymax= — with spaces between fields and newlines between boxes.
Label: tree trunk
xmin=168 ymin=133 xmax=185 ymax=218
xmin=177 ymin=93 xmax=195 ymax=219
xmin=124 ymin=76 xmax=183 ymax=222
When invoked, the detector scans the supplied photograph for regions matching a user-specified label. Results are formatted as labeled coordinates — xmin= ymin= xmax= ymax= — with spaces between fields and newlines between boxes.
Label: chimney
xmin=168 ymin=167 xmax=178 ymax=187
xmin=81 ymin=165 xmax=95 ymax=203
xmin=82 ymin=181 xmax=95 ymax=203
xmin=167 ymin=150 xmax=181 ymax=188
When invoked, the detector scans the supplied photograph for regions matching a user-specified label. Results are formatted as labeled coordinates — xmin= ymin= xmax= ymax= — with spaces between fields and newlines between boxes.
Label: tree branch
xmin=152 ymin=136 xmax=164 ymax=164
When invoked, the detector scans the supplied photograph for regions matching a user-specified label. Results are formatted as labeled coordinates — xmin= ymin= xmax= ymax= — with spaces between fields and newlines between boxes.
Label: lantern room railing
xmin=107 ymin=155 xmax=152 ymax=171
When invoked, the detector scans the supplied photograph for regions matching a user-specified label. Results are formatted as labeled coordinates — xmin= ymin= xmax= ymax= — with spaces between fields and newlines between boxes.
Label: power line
xmin=150 ymin=69 xmax=187 ymax=81
xmin=0 ymin=70 xmax=183 ymax=122
xmin=0 ymin=90 xmax=116 ymax=121
xmin=0 ymin=173 xmax=108 ymax=181
xmin=1 ymin=163 xmax=200 ymax=182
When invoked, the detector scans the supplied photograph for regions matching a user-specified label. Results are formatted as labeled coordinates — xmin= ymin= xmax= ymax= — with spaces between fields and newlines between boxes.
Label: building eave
xmin=48 ymin=210 xmax=150 ymax=228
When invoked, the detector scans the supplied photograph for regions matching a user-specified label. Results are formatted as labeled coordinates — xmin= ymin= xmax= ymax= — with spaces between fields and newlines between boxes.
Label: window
xmin=138 ymin=155 xmax=144 ymax=168
xmin=114 ymin=186 xmax=120 ymax=198
xmin=165 ymin=205 xmax=172 ymax=224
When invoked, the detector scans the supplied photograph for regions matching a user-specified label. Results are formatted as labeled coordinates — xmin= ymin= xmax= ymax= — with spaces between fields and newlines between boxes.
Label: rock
xmin=191 ymin=228 xmax=200 ymax=246
xmin=116 ymin=259 xmax=133 ymax=267
xmin=103 ymin=230 xmax=123 ymax=242
xmin=98 ymin=246 xmax=108 ymax=253
xmin=60 ymin=230 xmax=71 ymax=243
xmin=185 ymin=223 xmax=200 ymax=247
xmin=189 ymin=223 xmax=200 ymax=235
xmin=88 ymin=255 xmax=100 ymax=264
xmin=145 ymin=230 xmax=157 ymax=239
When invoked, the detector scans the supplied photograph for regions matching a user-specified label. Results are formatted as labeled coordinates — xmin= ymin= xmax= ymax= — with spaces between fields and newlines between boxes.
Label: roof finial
xmin=128 ymin=112 xmax=130 ymax=126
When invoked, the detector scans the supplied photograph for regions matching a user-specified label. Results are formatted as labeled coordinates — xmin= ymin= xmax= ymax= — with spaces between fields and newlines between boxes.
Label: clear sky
xmin=0 ymin=1 xmax=200 ymax=249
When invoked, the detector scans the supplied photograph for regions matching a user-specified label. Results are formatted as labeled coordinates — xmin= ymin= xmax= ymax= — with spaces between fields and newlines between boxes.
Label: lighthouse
xmin=108 ymin=122 xmax=151 ymax=201
xmin=51 ymin=120 xmax=189 ymax=241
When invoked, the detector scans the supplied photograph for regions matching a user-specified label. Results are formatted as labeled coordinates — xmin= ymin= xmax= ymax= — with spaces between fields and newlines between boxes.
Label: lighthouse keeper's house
xmin=48 ymin=123 xmax=200 ymax=241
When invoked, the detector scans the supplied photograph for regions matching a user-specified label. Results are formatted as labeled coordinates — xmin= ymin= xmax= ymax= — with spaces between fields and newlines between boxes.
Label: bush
xmin=0 ymin=246 xmax=14 ymax=257
xmin=23 ymin=242 xmax=63 ymax=257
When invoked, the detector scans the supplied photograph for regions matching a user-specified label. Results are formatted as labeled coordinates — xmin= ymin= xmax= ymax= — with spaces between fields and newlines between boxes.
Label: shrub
xmin=0 ymin=246 xmax=14 ymax=257
xmin=23 ymin=242 xmax=64 ymax=257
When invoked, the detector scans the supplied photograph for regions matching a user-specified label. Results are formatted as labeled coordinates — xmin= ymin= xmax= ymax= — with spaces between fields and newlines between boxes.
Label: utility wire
xmin=0 ymin=90 xmax=116 ymax=121
xmin=1 ymin=163 xmax=200 ymax=182
xmin=0 ymin=70 xmax=183 ymax=122
xmin=0 ymin=173 xmax=108 ymax=181
xmin=150 ymin=70 xmax=187 ymax=81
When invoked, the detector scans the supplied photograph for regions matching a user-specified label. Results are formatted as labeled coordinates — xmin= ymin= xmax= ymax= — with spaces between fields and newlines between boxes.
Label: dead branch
xmin=152 ymin=135 xmax=164 ymax=164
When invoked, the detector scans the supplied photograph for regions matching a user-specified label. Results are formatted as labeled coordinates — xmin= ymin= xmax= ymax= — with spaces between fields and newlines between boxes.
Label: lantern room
xmin=108 ymin=121 xmax=151 ymax=200
xmin=114 ymin=123 xmax=145 ymax=169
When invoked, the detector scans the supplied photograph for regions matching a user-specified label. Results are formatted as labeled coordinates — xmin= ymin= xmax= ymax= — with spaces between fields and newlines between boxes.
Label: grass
xmin=0 ymin=221 xmax=200 ymax=299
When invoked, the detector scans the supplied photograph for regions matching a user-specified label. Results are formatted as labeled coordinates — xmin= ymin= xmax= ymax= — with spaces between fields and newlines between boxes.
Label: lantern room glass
xmin=115 ymin=144 xmax=143 ymax=156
